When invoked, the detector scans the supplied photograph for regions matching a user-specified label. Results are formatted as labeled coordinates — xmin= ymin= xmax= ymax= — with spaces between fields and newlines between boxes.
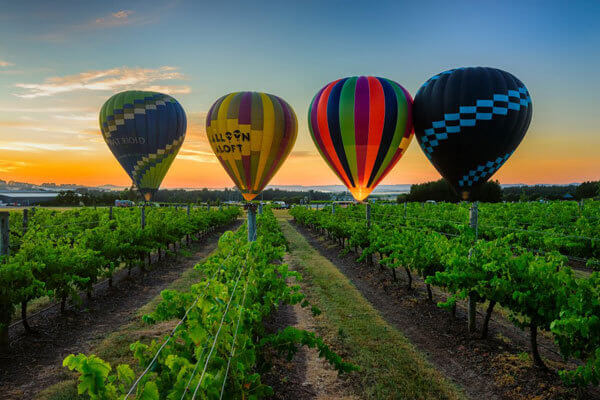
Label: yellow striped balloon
xmin=206 ymin=91 xmax=298 ymax=201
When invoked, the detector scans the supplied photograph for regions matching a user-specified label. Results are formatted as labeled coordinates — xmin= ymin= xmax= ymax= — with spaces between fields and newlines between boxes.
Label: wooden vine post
xmin=470 ymin=202 xmax=479 ymax=241
xmin=246 ymin=203 xmax=257 ymax=242
xmin=186 ymin=204 xmax=191 ymax=245
xmin=468 ymin=202 xmax=479 ymax=333
xmin=23 ymin=209 xmax=28 ymax=234
xmin=0 ymin=211 xmax=8 ymax=350
xmin=0 ymin=212 xmax=9 ymax=260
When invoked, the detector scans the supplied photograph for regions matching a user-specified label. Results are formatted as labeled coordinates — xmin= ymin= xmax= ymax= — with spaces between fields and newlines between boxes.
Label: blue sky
xmin=0 ymin=0 xmax=598 ymax=187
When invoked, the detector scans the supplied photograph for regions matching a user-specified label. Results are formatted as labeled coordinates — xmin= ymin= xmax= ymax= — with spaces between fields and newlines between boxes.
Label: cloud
xmin=176 ymin=148 xmax=216 ymax=163
xmin=185 ymin=111 xmax=209 ymax=140
xmin=290 ymin=150 xmax=319 ymax=158
xmin=0 ymin=106 xmax=92 ymax=113
xmin=0 ymin=160 xmax=29 ymax=172
xmin=0 ymin=59 xmax=19 ymax=74
xmin=0 ymin=141 xmax=92 ymax=152
xmin=14 ymin=66 xmax=189 ymax=98
xmin=79 ymin=128 xmax=102 ymax=136
xmin=17 ymin=126 xmax=84 ymax=135
xmin=0 ymin=120 xmax=31 ymax=128
xmin=177 ymin=154 xmax=217 ymax=163
xmin=113 ymin=10 xmax=132 ymax=19
xmin=0 ymin=119 xmax=97 ymax=136
xmin=142 ymin=85 xmax=191 ymax=94
xmin=93 ymin=10 xmax=136 ymax=27
xmin=36 ymin=8 xmax=161 ymax=42
xmin=53 ymin=113 xmax=97 ymax=121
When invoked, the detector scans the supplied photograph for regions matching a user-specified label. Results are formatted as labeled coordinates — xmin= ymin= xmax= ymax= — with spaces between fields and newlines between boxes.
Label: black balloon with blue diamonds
xmin=413 ymin=67 xmax=532 ymax=199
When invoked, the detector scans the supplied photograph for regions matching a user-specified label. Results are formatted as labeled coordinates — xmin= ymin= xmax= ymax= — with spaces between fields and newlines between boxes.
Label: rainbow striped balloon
xmin=308 ymin=76 xmax=414 ymax=201
xmin=206 ymin=91 xmax=297 ymax=201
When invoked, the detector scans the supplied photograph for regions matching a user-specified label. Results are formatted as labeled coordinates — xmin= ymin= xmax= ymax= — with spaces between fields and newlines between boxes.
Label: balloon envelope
xmin=206 ymin=91 xmax=298 ymax=201
xmin=308 ymin=76 xmax=414 ymax=201
xmin=100 ymin=90 xmax=187 ymax=201
xmin=413 ymin=67 xmax=532 ymax=199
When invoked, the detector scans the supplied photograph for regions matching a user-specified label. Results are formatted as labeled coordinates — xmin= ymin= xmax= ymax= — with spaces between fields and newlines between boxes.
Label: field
xmin=0 ymin=202 xmax=599 ymax=399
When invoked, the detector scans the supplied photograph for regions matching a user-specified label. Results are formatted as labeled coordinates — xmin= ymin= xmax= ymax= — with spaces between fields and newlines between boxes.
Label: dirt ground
xmin=263 ymin=253 xmax=358 ymax=400
xmin=0 ymin=223 xmax=239 ymax=400
xmin=291 ymin=221 xmax=596 ymax=400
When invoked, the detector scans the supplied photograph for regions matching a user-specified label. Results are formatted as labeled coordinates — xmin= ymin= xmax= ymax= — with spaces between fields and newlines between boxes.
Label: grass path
xmin=277 ymin=215 xmax=466 ymax=400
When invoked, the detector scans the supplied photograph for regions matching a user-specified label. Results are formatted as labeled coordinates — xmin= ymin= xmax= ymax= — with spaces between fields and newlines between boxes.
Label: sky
xmin=0 ymin=0 xmax=598 ymax=189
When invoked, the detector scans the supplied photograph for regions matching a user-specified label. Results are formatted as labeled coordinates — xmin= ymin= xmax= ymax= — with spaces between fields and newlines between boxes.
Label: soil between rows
xmin=290 ymin=220 xmax=595 ymax=400
xmin=0 ymin=222 xmax=240 ymax=400
xmin=262 ymin=253 xmax=357 ymax=400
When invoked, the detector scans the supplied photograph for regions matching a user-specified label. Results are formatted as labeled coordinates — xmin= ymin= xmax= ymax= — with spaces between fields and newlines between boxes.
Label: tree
xmin=470 ymin=180 xmax=502 ymax=202
xmin=406 ymin=179 xmax=501 ymax=203
xmin=502 ymin=185 xmax=578 ymax=202
xmin=575 ymin=181 xmax=600 ymax=200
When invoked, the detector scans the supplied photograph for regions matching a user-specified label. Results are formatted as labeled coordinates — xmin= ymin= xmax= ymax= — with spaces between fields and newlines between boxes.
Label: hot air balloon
xmin=100 ymin=90 xmax=187 ymax=201
xmin=206 ymin=91 xmax=298 ymax=202
xmin=308 ymin=76 xmax=414 ymax=202
xmin=413 ymin=67 xmax=532 ymax=200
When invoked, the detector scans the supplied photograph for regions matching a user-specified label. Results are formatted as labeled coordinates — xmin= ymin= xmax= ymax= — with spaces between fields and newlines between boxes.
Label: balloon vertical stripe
xmin=353 ymin=76 xmax=369 ymax=186
xmin=308 ymin=76 xmax=414 ymax=201
xmin=339 ymin=77 xmax=357 ymax=185
xmin=315 ymin=80 xmax=352 ymax=189
xmin=364 ymin=77 xmax=384 ymax=187
xmin=260 ymin=95 xmax=296 ymax=190
xmin=308 ymin=84 xmax=350 ymax=188
xmin=327 ymin=78 xmax=356 ymax=188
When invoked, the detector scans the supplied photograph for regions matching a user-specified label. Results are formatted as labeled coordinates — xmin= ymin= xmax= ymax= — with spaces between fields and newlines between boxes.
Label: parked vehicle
xmin=114 ymin=199 xmax=135 ymax=207
xmin=272 ymin=201 xmax=289 ymax=209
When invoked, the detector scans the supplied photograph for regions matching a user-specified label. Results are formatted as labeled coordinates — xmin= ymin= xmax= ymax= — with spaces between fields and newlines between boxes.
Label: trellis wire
xmin=124 ymin=251 xmax=236 ymax=399
xmin=219 ymin=269 xmax=251 ymax=399
xmin=190 ymin=257 xmax=248 ymax=400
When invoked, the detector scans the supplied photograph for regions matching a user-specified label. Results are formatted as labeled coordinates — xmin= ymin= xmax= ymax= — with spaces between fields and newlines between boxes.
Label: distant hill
xmin=265 ymin=184 xmax=412 ymax=194
xmin=0 ymin=180 xmax=585 ymax=194
xmin=96 ymin=184 xmax=128 ymax=191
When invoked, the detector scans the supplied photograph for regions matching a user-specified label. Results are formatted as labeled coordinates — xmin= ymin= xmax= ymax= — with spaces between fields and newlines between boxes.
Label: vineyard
xmin=60 ymin=208 xmax=355 ymax=399
xmin=0 ymin=205 xmax=240 ymax=348
xmin=2 ymin=1 xmax=599 ymax=398
xmin=290 ymin=200 xmax=600 ymax=388
xmin=1 ymin=201 xmax=600 ymax=399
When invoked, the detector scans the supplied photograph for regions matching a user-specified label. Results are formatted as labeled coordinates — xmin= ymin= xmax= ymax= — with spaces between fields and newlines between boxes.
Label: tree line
xmin=46 ymin=187 xmax=331 ymax=206
xmin=397 ymin=179 xmax=599 ymax=203
xmin=37 ymin=179 xmax=600 ymax=207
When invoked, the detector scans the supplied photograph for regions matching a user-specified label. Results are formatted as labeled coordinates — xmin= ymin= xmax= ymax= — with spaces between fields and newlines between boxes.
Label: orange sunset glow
xmin=2 ymin=116 xmax=598 ymax=188
xmin=1 ymin=1 xmax=598 ymax=191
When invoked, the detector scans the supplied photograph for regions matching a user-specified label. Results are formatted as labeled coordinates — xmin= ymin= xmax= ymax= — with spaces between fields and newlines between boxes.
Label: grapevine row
xmin=291 ymin=203 xmax=600 ymax=387
xmin=0 ymin=206 xmax=240 ymax=348
xmin=63 ymin=208 xmax=356 ymax=399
